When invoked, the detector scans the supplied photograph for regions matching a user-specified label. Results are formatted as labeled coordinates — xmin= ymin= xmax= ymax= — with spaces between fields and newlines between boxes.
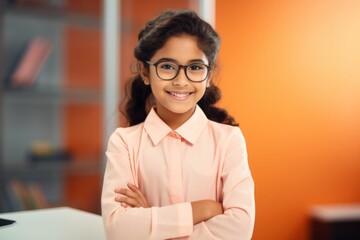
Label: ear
xmin=139 ymin=61 xmax=150 ymax=85
xmin=206 ymin=78 xmax=212 ymax=88
xmin=206 ymin=71 xmax=213 ymax=87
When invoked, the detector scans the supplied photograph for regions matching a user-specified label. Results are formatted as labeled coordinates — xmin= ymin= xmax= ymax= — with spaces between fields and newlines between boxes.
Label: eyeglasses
xmin=146 ymin=60 xmax=211 ymax=82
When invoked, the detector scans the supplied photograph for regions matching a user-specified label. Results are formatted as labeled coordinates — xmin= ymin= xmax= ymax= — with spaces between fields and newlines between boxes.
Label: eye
xmin=158 ymin=62 xmax=177 ymax=70
xmin=188 ymin=64 xmax=206 ymax=71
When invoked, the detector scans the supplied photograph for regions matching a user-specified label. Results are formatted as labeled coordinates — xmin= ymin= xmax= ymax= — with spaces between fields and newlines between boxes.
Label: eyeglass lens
xmin=156 ymin=62 xmax=208 ymax=82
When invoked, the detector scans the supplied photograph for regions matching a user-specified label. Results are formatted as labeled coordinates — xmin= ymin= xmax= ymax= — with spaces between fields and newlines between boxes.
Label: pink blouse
xmin=101 ymin=105 xmax=255 ymax=239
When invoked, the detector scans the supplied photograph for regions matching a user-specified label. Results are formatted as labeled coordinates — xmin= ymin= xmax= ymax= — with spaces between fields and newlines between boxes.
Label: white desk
xmin=0 ymin=207 xmax=105 ymax=240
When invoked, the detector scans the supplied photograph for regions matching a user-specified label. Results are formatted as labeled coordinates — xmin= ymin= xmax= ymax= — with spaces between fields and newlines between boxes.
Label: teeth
xmin=170 ymin=92 xmax=190 ymax=97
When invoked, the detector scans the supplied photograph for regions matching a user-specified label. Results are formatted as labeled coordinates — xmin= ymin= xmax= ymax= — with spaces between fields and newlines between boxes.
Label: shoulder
xmin=208 ymin=120 xmax=244 ymax=137
xmin=107 ymin=123 xmax=145 ymax=151
xmin=113 ymin=123 xmax=144 ymax=136
xmin=207 ymin=120 xmax=245 ymax=145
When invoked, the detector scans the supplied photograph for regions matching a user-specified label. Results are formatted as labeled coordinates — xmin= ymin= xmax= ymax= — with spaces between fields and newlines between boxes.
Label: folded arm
xmin=190 ymin=128 xmax=255 ymax=240
xmin=115 ymin=183 xmax=223 ymax=225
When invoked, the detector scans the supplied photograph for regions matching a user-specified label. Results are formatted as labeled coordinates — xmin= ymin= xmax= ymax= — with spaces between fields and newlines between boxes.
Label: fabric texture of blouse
xmin=101 ymin=105 xmax=255 ymax=240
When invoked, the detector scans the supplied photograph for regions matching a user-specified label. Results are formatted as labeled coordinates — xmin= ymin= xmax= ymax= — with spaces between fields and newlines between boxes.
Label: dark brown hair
xmin=124 ymin=9 xmax=238 ymax=126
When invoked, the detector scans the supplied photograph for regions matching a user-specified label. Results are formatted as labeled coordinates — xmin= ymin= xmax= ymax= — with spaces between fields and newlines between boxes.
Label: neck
xmin=155 ymin=106 xmax=196 ymax=130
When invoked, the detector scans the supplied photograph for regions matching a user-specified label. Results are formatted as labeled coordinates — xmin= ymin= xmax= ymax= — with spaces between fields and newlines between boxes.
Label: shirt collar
xmin=144 ymin=105 xmax=208 ymax=146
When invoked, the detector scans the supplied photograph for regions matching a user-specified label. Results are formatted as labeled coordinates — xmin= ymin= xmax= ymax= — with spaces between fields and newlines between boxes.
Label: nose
xmin=172 ymin=67 xmax=189 ymax=86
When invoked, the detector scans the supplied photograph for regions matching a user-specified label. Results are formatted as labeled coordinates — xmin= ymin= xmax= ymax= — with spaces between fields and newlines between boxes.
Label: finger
xmin=127 ymin=183 xmax=149 ymax=207
xmin=114 ymin=184 xmax=140 ymax=196
xmin=118 ymin=199 xmax=130 ymax=208
xmin=115 ymin=188 xmax=138 ymax=199
xmin=115 ymin=196 xmax=141 ymax=208
xmin=114 ymin=183 xmax=139 ymax=192
xmin=114 ymin=185 xmax=150 ymax=208
xmin=114 ymin=187 xmax=146 ymax=207
xmin=127 ymin=183 xmax=143 ymax=196
xmin=125 ymin=184 xmax=147 ymax=206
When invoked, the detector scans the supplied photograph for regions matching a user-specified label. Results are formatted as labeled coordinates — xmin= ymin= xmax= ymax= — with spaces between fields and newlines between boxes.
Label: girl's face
xmin=141 ymin=34 xmax=210 ymax=128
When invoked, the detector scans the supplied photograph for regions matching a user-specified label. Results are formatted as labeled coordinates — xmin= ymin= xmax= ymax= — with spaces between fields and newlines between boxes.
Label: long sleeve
xmin=190 ymin=128 xmax=255 ymax=240
xmin=101 ymin=129 xmax=193 ymax=240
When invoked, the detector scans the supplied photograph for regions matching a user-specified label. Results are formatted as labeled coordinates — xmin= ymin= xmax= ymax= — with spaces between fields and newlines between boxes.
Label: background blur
xmin=1 ymin=1 xmax=359 ymax=240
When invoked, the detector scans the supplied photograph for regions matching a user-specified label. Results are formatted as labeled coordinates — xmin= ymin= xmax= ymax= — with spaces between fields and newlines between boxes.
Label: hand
xmin=115 ymin=183 xmax=150 ymax=208
xmin=191 ymin=200 xmax=223 ymax=224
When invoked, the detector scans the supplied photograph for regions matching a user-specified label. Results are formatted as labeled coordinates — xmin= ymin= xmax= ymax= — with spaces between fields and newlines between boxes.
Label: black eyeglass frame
xmin=146 ymin=60 xmax=211 ymax=83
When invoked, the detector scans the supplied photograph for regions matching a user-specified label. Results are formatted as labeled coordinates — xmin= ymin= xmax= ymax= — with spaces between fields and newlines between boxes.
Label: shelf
xmin=5 ymin=4 xmax=102 ymax=28
xmin=311 ymin=204 xmax=360 ymax=222
xmin=1 ymin=158 xmax=103 ymax=178
xmin=0 ymin=160 xmax=102 ymax=212
xmin=1 ymin=161 xmax=65 ymax=178
xmin=1 ymin=160 xmax=102 ymax=178
xmin=3 ymin=87 xmax=103 ymax=105
xmin=1 ymin=0 xmax=107 ymax=214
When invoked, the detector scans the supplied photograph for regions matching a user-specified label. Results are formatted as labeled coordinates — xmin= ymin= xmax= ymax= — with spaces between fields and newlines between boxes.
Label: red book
xmin=28 ymin=183 xmax=49 ymax=209
xmin=10 ymin=181 xmax=31 ymax=210
xmin=10 ymin=37 xmax=52 ymax=88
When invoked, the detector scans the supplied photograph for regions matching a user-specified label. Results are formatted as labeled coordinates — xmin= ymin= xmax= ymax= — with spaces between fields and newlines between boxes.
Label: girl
xmin=101 ymin=9 xmax=255 ymax=240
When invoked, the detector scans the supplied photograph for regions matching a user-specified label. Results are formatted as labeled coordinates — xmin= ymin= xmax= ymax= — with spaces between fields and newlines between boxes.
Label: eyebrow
xmin=155 ymin=58 xmax=207 ymax=64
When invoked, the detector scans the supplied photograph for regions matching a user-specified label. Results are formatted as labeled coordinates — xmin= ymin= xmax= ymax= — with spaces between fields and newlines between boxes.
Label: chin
xmin=168 ymin=106 xmax=196 ymax=115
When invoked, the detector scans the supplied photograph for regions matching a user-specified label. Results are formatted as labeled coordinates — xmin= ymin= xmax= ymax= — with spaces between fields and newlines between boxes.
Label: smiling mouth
xmin=169 ymin=92 xmax=191 ymax=97
xmin=166 ymin=91 xmax=192 ymax=99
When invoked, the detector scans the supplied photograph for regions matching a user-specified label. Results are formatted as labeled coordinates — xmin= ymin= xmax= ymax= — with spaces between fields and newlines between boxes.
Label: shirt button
xmin=169 ymin=131 xmax=181 ymax=139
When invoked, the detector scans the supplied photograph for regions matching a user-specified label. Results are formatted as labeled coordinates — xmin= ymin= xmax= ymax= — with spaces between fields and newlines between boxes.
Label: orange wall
xmin=216 ymin=1 xmax=360 ymax=239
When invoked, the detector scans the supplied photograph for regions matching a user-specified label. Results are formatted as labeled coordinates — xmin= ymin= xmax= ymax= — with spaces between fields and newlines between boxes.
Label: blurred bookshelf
xmin=5 ymin=2 xmax=102 ymax=27
xmin=0 ymin=0 xmax=104 ymax=214
xmin=3 ymin=88 xmax=102 ymax=104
